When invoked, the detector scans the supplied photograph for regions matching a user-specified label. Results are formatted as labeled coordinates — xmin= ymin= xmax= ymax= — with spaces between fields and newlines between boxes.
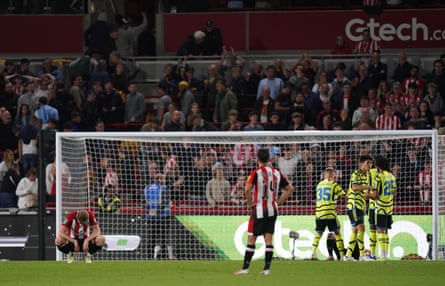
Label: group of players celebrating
xmin=311 ymin=154 xmax=396 ymax=261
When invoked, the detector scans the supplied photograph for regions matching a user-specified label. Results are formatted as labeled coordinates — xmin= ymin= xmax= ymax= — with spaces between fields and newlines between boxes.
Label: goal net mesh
xmin=55 ymin=130 xmax=442 ymax=260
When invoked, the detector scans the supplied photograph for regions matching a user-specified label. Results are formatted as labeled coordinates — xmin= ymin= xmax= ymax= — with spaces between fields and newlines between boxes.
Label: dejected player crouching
xmin=55 ymin=209 xmax=106 ymax=263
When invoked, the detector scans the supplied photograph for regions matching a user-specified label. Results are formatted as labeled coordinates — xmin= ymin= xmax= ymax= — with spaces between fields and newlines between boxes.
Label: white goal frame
xmin=55 ymin=130 xmax=440 ymax=261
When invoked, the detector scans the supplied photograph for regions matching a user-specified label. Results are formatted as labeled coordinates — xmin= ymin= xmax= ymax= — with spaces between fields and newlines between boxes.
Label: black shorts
xmin=75 ymin=238 xmax=102 ymax=254
xmin=376 ymin=214 xmax=393 ymax=231
xmin=248 ymin=215 xmax=277 ymax=236
xmin=368 ymin=209 xmax=376 ymax=227
xmin=347 ymin=209 xmax=364 ymax=227
xmin=315 ymin=218 xmax=338 ymax=233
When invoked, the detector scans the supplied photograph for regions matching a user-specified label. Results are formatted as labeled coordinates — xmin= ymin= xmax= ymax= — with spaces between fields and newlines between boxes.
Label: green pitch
xmin=1 ymin=260 xmax=444 ymax=286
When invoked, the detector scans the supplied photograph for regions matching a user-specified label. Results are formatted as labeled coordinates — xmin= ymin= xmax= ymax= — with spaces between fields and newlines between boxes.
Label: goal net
xmin=55 ymin=130 xmax=443 ymax=261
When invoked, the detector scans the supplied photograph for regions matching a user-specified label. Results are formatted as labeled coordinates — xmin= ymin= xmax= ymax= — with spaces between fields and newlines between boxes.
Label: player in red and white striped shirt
xmin=234 ymin=148 xmax=294 ymax=275
xmin=55 ymin=209 xmax=106 ymax=263
xmin=375 ymin=102 xmax=401 ymax=130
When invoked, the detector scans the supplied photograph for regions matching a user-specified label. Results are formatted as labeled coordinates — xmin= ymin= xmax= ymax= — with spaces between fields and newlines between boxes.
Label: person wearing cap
xmin=178 ymin=80 xmax=196 ymax=118
xmin=213 ymin=78 xmax=238 ymax=124
xmin=221 ymin=109 xmax=241 ymax=131
xmin=243 ymin=110 xmax=264 ymax=131
xmin=202 ymin=19 xmax=223 ymax=56
xmin=289 ymin=111 xmax=308 ymax=130
xmin=176 ymin=30 xmax=206 ymax=59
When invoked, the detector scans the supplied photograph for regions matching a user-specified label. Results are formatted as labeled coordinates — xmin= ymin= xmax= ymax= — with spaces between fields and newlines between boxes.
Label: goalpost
xmin=55 ymin=130 xmax=443 ymax=261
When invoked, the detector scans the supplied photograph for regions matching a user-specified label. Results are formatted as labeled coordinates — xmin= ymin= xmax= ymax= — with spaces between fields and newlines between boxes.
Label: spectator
xmin=264 ymin=112 xmax=287 ymax=130
xmin=330 ymin=35 xmax=353 ymax=55
xmin=70 ymin=75 xmax=85 ymax=112
xmin=402 ymin=83 xmax=422 ymax=115
xmin=426 ymin=59 xmax=445 ymax=98
xmin=213 ymin=78 xmax=238 ymax=123
xmin=100 ymin=81 xmax=124 ymax=125
xmin=185 ymin=102 xmax=201 ymax=130
xmin=161 ymin=103 xmax=185 ymax=130
xmin=402 ymin=107 xmax=427 ymax=129
xmin=0 ymin=162 xmax=21 ymax=208
xmin=253 ymin=86 xmax=275 ymax=124
xmin=316 ymin=99 xmax=339 ymax=129
xmin=245 ymin=62 xmax=264 ymax=95
xmin=45 ymin=151 xmax=71 ymax=204
xmin=229 ymin=65 xmax=248 ymax=111
xmin=352 ymin=62 xmax=372 ymax=99
xmin=17 ymin=58 xmax=35 ymax=77
xmin=0 ymin=149 xmax=16 ymax=185
xmin=0 ymin=81 xmax=20 ymax=119
xmin=402 ymin=65 xmax=424 ymax=96
xmin=89 ymin=60 xmax=110 ymax=89
xmin=277 ymin=146 xmax=298 ymax=184
xmin=352 ymin=96 xmax=377 ymax=127
xmin=108 ymin=51 xmax=141 ymax=82
xmin=17 ymin=116 xmax=40 ymax=173
xmin=354 ymin=28 xmax=379 ymax=54
xmin=423 ymin=82 xmax=444 ymax=127
xmin=125 ymin=82 xmax=146 ymax=125
xmin=81 ymin=92 xmax=99 ymax=131
xmin=312 ymin=71 xmax=333 ymax=98
xmin=205 ymin=163 xmax=231 ymax=207
xmin=37 ymin=58 xmax=63 ymax=82
xmin=393 ymin=52 xmax=413 ymax=84
xmin=84 ymin=11 xmax=111 ymax=56
xmin=221 ymin=109 xmax=241 ymax=131
xmin=2 ymin=60 xmax=16 ymax=77
xmin=178 ymin=81 xmax=196 ymax=118
xmin=220 ymin=46 xmax=246 ymax=84
xmin=202 ymin=19 xmax=223 ymax=56
xmin=190 ymin=113 xmax=217 ymax=131
xmin=0 ymin=109 xmax=18 ymax=152
xmin=155 ymin=82 xmax=173 ymax=124
xmin=15 ymin=103 xmax=32 ymax=129
xmin=288 ymin=111 xmax=307 ymax=130
xmin=182 ymin=65 xmax=204 ymax=101
xmin=367 ymin=50 xmax=387 ymax=89
xmin=17 ymin=81 xmax=36 ymax=115
xmin=115 ymin=13 xmax=147 ymax=58
xmin=15 ymin=167 xmax=38 ymax=209
xmin=302 ymin=81 xmax=322 ymax=127
xmin=203 ymin=64 xmax=222 ymax=109
xmin=101 ymin=25 xmax=119 ymax=63
xmin=176 ymin=30 xmax=206 ymax=59
xmin=418 ymin=101 xmax=434 ymax=129
xmin=230 ymin=172 xmax=247 ymax=205
xmin=414 ymin=161 xmax=432 ymax=204
xmin=288 ymin=64 xmax=309 ymax=92
xmin=243 ymin=111 xmax=264 ymax=131
xmin=110 ymin=63 xmax=130 ymax=94
xmin=295 ymin=53 xmax=319 ymax=85
xmin=34 ymin=96 xmax=59 ymax=129
xmin=375 ymin=102 xmax=401 ymax=130
xmin=256 ymin=65 xmax=284 ymax=100
xmin=338 ymin=109 xmax=353 ymax=130
xmin=377 ymin=80 xmax=391 ymax=103
xmin=164 ymin=110 xmax=186 ymax=131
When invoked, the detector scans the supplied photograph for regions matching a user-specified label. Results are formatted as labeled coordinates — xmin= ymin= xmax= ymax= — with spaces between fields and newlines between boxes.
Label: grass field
xmin=1 ymin=260 xmax=445 ymax=286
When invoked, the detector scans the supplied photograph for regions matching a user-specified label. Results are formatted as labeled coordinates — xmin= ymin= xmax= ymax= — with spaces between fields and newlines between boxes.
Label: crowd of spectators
xmin=0 ymin=7 xmax=444 ymax=210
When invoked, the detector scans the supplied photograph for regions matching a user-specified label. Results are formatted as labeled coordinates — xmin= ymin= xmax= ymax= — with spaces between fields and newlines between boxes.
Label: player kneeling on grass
xmin=55 ymin=209 xmax=106 ymax=263
xmin=234 ymin=148 xmax=294 ymax=276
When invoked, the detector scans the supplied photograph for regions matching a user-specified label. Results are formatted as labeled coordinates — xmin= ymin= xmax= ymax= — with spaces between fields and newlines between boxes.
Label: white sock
xmin=154 ymin=245 xmax=161 ymax=259
xmin=167 ymin=245 xmax=174 ymax=259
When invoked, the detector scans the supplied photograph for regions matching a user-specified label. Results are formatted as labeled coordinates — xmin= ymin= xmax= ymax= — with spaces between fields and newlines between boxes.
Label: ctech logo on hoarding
xmin=345 ymin=17 xmax=445 ymax=42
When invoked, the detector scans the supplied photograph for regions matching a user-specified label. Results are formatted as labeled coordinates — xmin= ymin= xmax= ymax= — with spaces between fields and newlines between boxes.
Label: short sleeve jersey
xmin=347 ymin=169 xmax=370 ymax=211
xmin=247 ymin=166 xmax=290 ymax=219
xmin=62 ymin=210 xmax=98 ymax=239
xmin=315 ymin=179 xmax=345 ymax=219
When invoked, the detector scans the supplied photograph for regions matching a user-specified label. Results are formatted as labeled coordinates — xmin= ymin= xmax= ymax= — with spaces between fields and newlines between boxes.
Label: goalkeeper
xmin=144 ymin=173 xmax=175 ymax=260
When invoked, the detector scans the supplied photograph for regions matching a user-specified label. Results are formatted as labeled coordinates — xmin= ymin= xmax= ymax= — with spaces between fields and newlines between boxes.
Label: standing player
xmin=234 ymin=148 xmax=294 ymax=275
xmin=369 ymin=156 xmax=397 ymax=260
xmin=311 ymin=167 xmax=346 ymax=261
xmin=55 ymin=209 xmax=106 ymax=263
xmin=343 ymin=155 xmax=374 ymax=261
xmin=368 ymin=158 xmax=380 ymax=260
